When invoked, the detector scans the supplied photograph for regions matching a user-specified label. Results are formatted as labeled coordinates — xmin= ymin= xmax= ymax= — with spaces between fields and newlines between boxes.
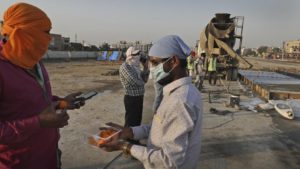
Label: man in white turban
xmin=119 ymin=47 xmax=149 ymax=128
xmin=102 ymin=35 xmax=203 ymax=169
xmin=149 ymin=35 xmax=193 ymax=112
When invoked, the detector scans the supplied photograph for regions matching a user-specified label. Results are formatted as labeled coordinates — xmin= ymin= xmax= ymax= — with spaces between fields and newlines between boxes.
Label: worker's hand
xmin=63 ymin=92 xmax=85 ymax=109
xmin=99 ymin=132 xmax=123 ymax=152
xmin=99 ymin=125 xmax=134 ymax=140
xmin=38 ymin=102 xmax=70 ymax=128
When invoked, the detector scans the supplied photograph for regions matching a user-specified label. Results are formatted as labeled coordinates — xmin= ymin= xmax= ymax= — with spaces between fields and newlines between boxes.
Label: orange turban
xmin=1 ymin=3 xmax=52 ymax=69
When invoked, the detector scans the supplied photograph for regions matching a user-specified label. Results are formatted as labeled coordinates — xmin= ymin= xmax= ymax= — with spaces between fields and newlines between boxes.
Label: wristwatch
xmin=122 ymin=142 xmax=132 ymax=156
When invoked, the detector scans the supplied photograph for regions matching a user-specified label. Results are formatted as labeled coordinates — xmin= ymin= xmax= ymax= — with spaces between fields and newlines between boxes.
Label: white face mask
xmin=149 ymin=66 xmax=155 ymax=80
xmin=151 ymin=57 xmax=175 ymax=83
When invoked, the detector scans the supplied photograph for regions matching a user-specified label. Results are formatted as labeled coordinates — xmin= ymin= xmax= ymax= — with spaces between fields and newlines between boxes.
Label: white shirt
xmin=194 ymin=58 xmax=204 ymax=76
xmin=131 ymin=77 xmax=203 ymax=169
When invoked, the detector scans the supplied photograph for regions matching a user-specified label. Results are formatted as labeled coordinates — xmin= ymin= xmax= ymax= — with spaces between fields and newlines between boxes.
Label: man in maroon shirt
xmin=0 ymin=3 xmax=84 ymax=169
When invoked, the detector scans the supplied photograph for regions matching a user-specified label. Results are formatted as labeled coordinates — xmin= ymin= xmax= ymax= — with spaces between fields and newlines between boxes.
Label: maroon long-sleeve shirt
xmin=0 ymin=56 xmax=59 ymax=169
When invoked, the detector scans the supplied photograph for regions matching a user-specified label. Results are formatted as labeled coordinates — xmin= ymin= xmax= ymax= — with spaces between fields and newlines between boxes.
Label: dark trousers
xmin=57 ymin=148 xmax=62 ymax=169
xmin=124 ymin=95 xmax=144 ymax=127
xmin=208 ymin=71 xmax=217 ymax=85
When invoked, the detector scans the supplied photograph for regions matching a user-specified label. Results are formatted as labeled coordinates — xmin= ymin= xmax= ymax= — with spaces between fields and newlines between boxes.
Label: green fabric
xmin=208 ymin=57 xmax=217 ymax=71
xmin=35 ymin=63 xmax=45 ymax=88
xmin=27 ymin=63 xmax=45 ymax=90
xmin=187 ymin=57 xmax=194 ymax=70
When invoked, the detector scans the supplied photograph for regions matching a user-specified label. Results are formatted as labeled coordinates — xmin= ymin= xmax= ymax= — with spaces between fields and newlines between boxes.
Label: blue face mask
xmin=151 ymin=57 xmax=175 ymax=83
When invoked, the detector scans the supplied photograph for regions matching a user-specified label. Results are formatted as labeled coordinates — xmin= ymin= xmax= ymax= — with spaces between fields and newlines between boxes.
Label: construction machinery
xmin=199 ymin=13 xmax=252 ymax=80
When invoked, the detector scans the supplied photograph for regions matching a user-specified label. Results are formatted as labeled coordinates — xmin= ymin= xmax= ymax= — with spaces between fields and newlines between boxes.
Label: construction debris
xmin=101 ymin=70 xmax=119 ymax=76
xmin=274 ymin=103 xmax=294 ymax=120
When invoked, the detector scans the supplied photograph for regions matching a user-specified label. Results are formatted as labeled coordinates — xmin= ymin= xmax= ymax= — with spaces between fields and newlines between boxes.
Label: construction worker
xmin=194 ymin=52 xmax=205 ymax=89
xmin=119 ymin=47 xmax=149 ymax=128
xmin=186 ymin=52 xmax=195 ymax=77
xmin=101 ymin=35 xmax=203 ymax=169
xmin=207 ymin=55 xmax=218 ymax=85
xmin=0 ymin=3 xmax=84 ymax=169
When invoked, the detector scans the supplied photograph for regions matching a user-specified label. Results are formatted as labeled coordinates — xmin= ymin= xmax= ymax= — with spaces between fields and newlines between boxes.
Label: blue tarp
xmin=108 ymin=51 xmax=119 ymax=61
xmin=97 ymin=51 xmax=107 ymax=61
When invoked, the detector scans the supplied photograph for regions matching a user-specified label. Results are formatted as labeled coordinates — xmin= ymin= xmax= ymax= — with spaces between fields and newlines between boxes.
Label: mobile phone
xmin=79 ymin=91 xmax=98 ymax=100
xmin=74 ymin=91 xmax=98 ymax=105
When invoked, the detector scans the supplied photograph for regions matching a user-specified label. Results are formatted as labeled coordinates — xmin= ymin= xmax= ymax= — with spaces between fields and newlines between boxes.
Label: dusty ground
xmin=44 ymin=59 xmax=300 ymax=169
xmin=45 ymin=60 xmax=150 ymax=169
xmin=246 ymin=57 xmax=300 ymax=73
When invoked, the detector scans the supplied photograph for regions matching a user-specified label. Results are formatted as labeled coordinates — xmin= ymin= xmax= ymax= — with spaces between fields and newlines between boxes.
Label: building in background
xmin=284 ymin=40 xmax=300 ymax=60
xmin=49 ymin=33 xmax=71 ymax=51
xmin=284 ymin=40 xmax=300 ymax=53
xmin=110 ymin=40 xmax=152 ymax=53
xmin=63 ymin=37 xmax=71 ymax=50
xmin=49 ymin=33 xmax=63 ymax=50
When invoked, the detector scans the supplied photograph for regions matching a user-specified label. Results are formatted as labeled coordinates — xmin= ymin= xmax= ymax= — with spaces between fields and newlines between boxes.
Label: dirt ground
xmin=45 ymin=60 xmax=151 ymax=169
xmin=44 ymin=59 xmax=300 ymax=169
xmin=246 ymin=57 xmax=300 ymax=73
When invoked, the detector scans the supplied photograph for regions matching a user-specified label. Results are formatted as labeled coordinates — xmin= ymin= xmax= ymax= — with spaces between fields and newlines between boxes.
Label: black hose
xmin=102 ymin=152 xmax=123 ymax=169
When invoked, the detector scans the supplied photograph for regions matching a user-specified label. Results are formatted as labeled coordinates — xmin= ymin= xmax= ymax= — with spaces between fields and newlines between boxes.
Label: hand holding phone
xmin=59 ymin=91 xmax=97 ymax=110
xmin=73 ymin=91 xmax=98 ymax=106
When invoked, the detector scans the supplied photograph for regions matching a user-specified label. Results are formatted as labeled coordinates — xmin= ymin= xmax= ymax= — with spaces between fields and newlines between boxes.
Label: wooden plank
xmin=269 ymin=90 xmax=300 ymax=95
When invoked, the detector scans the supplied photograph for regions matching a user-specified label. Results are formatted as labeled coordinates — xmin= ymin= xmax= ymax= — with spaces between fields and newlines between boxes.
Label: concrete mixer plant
xmin=199 ymin=13 xmax=252 ymax=81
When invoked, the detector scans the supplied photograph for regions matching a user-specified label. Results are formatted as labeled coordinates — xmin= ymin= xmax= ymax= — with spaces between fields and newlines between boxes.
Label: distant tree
xmin=90 ymin=45 xmax=99 ymax=51
xmin=70 ymin=42 xmax=83 ymax=51
xmin=249 ymin=50 xmax=257 ymax=56
xmin=83 ymin=46 xmax=89 ymax=51
xmin=243 ymin=48 xmax=257 ymax=57
xmin=272 ymin=47 xmax=281 ymax=53
xmin=100 ymin=43 xmax=110 ymax=51
xmin=257 ymin=46 xmax=268 ymax=55
xmin=243 ymin=48 xmax=252 ymax=56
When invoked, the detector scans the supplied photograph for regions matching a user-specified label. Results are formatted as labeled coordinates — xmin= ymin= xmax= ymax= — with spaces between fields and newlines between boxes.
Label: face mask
xmin=152 ymin=57 xmax=175 ymax=84
xmin=149 ymin=66 xmax=155 ymax=80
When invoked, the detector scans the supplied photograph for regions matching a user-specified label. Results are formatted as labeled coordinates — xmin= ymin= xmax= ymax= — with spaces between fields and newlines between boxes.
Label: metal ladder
xmin=233 ymin=16 xmax=244 ymax=55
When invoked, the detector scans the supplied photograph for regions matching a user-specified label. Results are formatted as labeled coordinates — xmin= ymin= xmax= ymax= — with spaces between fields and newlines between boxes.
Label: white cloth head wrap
xmin=149 ymin=35 xmax=191 ymax=59
xmin=126 ymin=47 xmax=140 ymax=68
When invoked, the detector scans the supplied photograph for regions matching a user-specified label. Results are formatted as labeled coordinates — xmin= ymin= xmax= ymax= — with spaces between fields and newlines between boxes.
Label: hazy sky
xmin=1 ymin=0 xmax=300 ymax=48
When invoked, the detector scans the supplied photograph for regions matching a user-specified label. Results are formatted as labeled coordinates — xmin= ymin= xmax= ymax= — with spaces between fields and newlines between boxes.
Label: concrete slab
xmin=239 ymin=70 xmax=300 ymax=99
xmin=238 ymin=70 xmax=300 ymax=85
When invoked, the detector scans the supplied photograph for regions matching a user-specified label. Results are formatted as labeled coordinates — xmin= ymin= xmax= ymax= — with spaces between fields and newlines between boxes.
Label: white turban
xmin=125 ymin=47 xmax=141 ymax=67
xmin=149 ymin=35 xmax=191 ymax=59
